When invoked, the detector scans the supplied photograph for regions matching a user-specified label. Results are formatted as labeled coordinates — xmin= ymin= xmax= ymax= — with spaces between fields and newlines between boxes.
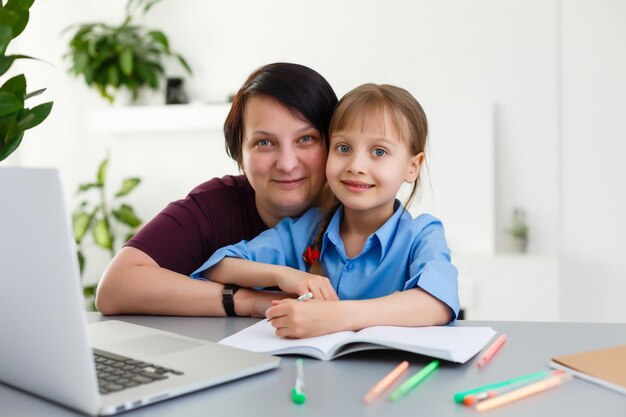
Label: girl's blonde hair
xmin=307 ymin=84 xmax=428 ymax=277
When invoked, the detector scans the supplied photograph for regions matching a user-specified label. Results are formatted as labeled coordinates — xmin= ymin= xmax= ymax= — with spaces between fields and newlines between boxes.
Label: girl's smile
xmin=341 ymin=180 xmax=375 ymax=192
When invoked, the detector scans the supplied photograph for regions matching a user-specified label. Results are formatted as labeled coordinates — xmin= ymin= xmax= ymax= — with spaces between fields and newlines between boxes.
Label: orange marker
xmin=363 ymin=361 xmax=409 ymax=403
xmin=477 ymin=334 xmax=507 ymax=368
xmin=463 ymin=390 xmax=496 ymax=405
xmin=476 ymin=372 xmax=572 ymax=412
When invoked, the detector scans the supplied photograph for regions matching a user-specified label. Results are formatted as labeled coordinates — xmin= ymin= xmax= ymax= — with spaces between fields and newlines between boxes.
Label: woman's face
xmin=241 ymin=95 xmax=327 ymax=227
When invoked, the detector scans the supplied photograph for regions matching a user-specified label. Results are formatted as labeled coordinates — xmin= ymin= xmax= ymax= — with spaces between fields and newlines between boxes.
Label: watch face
xmin=224 ymin=284 xmax=239 ymax=296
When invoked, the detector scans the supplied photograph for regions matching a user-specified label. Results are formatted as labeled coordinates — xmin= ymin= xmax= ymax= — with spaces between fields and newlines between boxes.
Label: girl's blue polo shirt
xmin=191 ymin=200 xmax=460 ymax=321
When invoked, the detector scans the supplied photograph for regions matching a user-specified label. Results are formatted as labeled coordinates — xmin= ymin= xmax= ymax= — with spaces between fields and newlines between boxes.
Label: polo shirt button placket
xmin=345 ymin=263 xmax=355 ymax=272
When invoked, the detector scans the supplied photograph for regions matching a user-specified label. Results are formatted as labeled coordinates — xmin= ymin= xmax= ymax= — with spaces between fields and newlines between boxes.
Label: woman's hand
xmin=273 ymin=268 xmax=339 ymax=301
xmin=265 ymin=299 xmax=343 ymax=338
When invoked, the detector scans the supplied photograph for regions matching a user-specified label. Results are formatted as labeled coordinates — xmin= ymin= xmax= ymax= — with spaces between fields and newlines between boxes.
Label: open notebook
xmin=219 ymin=320 xmax=496 ymax=363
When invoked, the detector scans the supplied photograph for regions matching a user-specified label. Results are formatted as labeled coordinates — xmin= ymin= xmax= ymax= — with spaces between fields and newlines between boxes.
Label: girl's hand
xmin=274 ymin=268 xmax=339 ymax=301
xmin=266 ymin=299 xmax=342 ymax=338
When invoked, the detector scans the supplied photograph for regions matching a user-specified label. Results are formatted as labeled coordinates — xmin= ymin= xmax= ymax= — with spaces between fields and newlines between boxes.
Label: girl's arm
xmin=266 ymin=288 xmax=451 ymax=339
xmin=95 ymin=247 xmax=287 ymax=317
xmin=193 ymin=209 xmax=338 ymax=300
xmin=203 ymin=257 xmax=339 ymax=301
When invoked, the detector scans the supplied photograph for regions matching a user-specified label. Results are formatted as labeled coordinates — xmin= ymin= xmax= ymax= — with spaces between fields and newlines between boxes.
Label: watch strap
xmin=222 ymin=284 xmax=239 ymax=317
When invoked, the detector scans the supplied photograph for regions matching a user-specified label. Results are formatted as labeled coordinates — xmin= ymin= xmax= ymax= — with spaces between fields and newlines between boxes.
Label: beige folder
xmin=550 ymin=344 xmax=626 ymax=395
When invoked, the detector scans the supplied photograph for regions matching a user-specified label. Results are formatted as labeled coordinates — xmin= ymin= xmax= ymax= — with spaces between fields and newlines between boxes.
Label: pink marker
xmin=477 ymin=334 xmax=507 ymax=368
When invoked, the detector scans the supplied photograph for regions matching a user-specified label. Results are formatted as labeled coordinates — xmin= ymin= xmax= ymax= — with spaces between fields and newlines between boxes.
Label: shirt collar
xmin=321 ymin=206 xmax=344 ymax=259
xmin=320 ymin=200 xmax=405 ymax=261
xmin=372 ymin=199 xmax=405 ymax=260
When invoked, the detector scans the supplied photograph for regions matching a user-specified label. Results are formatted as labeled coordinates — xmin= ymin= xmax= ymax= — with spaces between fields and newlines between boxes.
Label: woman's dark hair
xmin=224 ymin=63 xmax=338 ymax=169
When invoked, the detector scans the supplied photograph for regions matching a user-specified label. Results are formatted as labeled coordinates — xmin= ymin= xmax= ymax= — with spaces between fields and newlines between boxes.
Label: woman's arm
xmin=203 ymin=257 xmax=339 ymax=301
xmin=266 ymin=288 xmax=452 ymax=338
xmin=95 ymin=247 xmax=286 ymax=317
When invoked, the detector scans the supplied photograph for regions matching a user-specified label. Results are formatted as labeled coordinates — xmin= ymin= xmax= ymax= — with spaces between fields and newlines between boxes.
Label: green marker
xmin=389 ymin=360 xmax=439 ymax=401
xmin=291 ymin=358 xmax=306 ymax=404
xmin=453 ymin=370 xmax=553 ymax=403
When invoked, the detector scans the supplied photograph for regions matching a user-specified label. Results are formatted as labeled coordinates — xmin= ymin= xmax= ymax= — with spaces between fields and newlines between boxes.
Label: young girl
xmin=191 ymin=84 xmax=459 ymax=338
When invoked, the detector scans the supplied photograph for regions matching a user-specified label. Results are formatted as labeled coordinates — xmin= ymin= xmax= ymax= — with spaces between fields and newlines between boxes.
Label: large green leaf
xmin=72 ymin=211 xmax=91 ymax=243
xmin=134 ymin=61 xmax=157 ymax=88
xmin=97 ymin=158 xmax=108 ymax=185
xmin=0 ymin=126 xmax=23 ymax=161
xmin=92 ymin=219 xmax=113 ymax=250
xmin=119 ymin=49 xmax=133 ymax=76
xmin=0 ymin=92 xmax=22 ymax=117
xmin=107 ymin=65 xmax=119 ymax=87
xmin=73 ymin=51 xmax=89 ymax=75
xmin=0 ymin=54 xmax=35 ymax=76
xmin=115 ymin=177 xmax=141 ymax=197
xmin=148 ymin=30 xmax=169 ymax=50
xmin=112 ymin=204 xmax=141 ymax=228
xmin=0 ymin=9 xmax=18 ymax=35
xmin=0 ymin=74 xmax=26 ymax=97
xmin=0 ymin=113 xmax=18 ymax=140
xmin=0 ymin=25 xmax=12 ymax=55
xmin=0 ymin=55 xmax=12 ymax=76
xmin=5 ymin=0 xmax=36 ymax=12
xmin=18 ymin=101 xmax=52 ymax=130
xmin=0 ymin=114 xmax=17 ymax=141
xmin=0 ymin=8 xmax=28 ymax=39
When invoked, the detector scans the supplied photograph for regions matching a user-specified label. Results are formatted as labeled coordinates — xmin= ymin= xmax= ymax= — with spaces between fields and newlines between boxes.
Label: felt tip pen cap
xmin=291 ymin=386 xmax=306 ymax=404
xmin=291 ymin=358 xmax=306 ymax=404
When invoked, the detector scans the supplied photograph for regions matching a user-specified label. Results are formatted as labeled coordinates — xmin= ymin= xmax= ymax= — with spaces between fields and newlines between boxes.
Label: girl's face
xmin=242 ymin=95 xmax=327 ymax=226
xmin=326 ymin=111 xmax=423 ymax=219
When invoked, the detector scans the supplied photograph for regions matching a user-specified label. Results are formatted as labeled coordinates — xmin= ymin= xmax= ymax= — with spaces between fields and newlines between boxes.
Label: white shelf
xmin=87 ymin=103 xmax=231 ymax=133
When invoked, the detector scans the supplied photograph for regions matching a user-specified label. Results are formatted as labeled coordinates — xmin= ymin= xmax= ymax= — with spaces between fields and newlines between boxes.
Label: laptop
xmin=0 ymin=167 xmax=280 ymax=415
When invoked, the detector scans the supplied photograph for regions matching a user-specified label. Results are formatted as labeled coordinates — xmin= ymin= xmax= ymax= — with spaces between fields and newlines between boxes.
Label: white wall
xmin=560 ymin=0 xmax=626 ymax=322
xmin=13 ymin=0 xmax=560 ymax=251
xmin=7 ymin=0 xmax=625 ymax=321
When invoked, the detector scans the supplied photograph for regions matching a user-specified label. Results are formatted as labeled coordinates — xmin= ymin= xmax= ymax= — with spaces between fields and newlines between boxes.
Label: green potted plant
xmin=73 ymin=155 xmax=142 ymax=308
xmin=64 ymin=0 xmax=191 ymax=104
xmin=0 ymin=0 xmax=53 ymax=162
xmin=506 ymin=207 xmax=529 ymax=253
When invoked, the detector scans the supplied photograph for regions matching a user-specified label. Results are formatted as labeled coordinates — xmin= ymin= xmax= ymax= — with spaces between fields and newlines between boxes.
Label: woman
xmin=95 ymin=63 xmax=338 ymax=317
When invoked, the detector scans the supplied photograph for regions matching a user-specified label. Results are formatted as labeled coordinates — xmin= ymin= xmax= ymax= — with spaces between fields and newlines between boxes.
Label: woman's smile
xmin=271 ymin=177 xmax=307 ymax=189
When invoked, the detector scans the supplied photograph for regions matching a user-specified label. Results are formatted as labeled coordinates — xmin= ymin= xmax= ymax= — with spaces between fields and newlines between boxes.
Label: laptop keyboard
xmin=93 ymin=348 xmax=184 ymax=395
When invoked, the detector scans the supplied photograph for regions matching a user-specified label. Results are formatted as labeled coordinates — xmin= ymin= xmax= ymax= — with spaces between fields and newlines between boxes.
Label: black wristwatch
xmin=222 ymin=284 xmax=240 ymax=317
